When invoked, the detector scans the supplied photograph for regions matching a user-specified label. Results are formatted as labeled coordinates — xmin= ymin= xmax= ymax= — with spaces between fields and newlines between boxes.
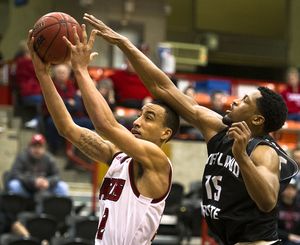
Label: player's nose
xmin=133 ymin=117 xmax=141 ymax=127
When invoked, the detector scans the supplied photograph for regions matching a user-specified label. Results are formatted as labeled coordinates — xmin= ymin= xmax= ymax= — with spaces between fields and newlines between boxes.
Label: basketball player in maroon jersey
xmin=27 ymin=25 xmax=179 ymax=244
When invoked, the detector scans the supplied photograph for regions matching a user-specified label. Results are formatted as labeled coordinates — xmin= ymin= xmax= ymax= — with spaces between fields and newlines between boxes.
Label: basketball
xmin=32 ymin=12 xmax=82 ymax=64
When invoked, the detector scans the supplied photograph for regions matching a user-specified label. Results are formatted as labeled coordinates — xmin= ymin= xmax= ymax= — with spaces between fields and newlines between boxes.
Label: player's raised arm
xmin=83 ymin=13 xmax=225 ymax=142
xmin=27 ymin=30 xmax=116 ymax=164
xmin=64 ymin=25 xmax=173 ymax=173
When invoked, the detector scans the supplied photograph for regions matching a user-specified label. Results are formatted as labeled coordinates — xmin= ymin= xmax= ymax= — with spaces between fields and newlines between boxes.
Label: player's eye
xmin=241 ymin=95 xmax=248 ymax=102
xmin=145 ymin=114 xmax=154 ymax=120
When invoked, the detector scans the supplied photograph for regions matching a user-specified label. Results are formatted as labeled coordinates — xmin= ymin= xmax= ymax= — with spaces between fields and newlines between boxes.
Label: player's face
xmin=131 ymin=103 xmax=168 ymax=145
xmin=281 ymin=184 xmax=297 ymax=202
xmin=223 ymin=90 xmax=262 ymax=126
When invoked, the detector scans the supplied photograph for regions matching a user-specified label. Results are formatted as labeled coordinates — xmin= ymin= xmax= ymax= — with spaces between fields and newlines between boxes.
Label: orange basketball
xmin=32 ymin=12 xmax=82 ymax=64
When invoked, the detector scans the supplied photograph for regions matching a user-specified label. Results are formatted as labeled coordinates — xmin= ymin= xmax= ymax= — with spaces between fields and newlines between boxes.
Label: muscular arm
xmin=39 ymin=71 xmax=116 ymax=163
xmin=236 ymin=145 xmax=280 ymax=212
xmin=27 ymin=32 xmax=116 ymax=164
xmin=73 ymin=65 xmax=168 ymax=171
xmin=83 ymin=14 xmax=225 ymax=142
xmin=65 ymin=26 xmax=169 ymax=172
xmin=118 ymin=40 xmax=225 ymax=141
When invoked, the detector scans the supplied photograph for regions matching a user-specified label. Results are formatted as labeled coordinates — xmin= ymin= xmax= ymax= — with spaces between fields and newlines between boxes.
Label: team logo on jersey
xmin=99 ymin=178 xmax=126 ymax=202
xmin=206 ymin=152 xmax=240 ymax=177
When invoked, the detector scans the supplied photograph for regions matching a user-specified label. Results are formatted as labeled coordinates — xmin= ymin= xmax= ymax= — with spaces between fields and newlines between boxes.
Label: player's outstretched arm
xmin=27 ymin=30 xmax=116 ymax=164
xmin=65 ymin=25 xmax=170 ymax=172
xmin=83 ymin=13 xmax=225 ymax=142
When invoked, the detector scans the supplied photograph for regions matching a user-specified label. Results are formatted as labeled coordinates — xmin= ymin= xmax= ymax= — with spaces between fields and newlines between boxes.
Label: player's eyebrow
xmin=142 ymin=104 xmax=157 ymax=115
xmin=144 ymin=110 xmax=156 ymax=118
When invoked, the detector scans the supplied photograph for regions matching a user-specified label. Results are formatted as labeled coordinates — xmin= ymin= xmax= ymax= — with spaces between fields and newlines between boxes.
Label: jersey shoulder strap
xmin=246 ymin=135 xmax=299 ymax=192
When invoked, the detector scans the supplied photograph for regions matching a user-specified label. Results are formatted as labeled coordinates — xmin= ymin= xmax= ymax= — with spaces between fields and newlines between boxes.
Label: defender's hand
xmin=63 ymin=24 xmax=98 ymax=71
xmin=83 ymin=13 xmax=126 ymax=45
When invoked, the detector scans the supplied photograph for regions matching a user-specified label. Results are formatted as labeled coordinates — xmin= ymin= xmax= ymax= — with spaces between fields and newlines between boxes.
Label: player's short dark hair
xmin=256 ymin=87 xmax=287 ymax=133
xmin=152 ymin=100 xmax=179 ymax=141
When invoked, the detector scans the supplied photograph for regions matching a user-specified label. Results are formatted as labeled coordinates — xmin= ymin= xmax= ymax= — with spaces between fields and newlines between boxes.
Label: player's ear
xmin=252 ymin=114 xmax=265 ymax=126
xmin=161 ymin=128 xmax=172 ymax=142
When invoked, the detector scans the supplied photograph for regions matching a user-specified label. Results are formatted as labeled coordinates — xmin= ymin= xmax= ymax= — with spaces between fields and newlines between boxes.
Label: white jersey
xmin=95 ymin=152 xmax=172 ymax=245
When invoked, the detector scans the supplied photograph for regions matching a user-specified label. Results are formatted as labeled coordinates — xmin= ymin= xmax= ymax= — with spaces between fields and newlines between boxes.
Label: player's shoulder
xmin=247 ymin=136 xmax=276 ymax=154
xmin=249 ymin=136 xmax=279 ymax=158
xmin=252 ymin=144 xmax=278 ymax=157
xmin=250 ymin=144 xmax=279 ymax=170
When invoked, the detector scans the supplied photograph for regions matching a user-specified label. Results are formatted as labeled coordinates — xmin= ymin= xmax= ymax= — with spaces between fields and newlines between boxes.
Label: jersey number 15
xmin=205 ymin=175 xmax=223 ymax=201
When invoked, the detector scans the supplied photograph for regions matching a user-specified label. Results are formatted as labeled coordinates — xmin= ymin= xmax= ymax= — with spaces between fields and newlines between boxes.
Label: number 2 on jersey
xmin=205 ymin=175 xmax=223 ymax=201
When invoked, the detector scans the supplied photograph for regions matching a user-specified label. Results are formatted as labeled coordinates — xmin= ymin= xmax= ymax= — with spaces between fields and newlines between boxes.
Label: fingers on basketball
xmin=32 ymin=12 xmax=83 ymax=64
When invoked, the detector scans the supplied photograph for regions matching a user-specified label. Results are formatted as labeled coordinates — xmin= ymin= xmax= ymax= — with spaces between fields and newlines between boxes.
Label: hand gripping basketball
xmin=32 ymin=12 xmax=82 ymax=64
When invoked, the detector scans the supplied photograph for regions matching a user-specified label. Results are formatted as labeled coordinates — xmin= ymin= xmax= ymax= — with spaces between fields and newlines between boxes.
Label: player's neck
xmin=249 ymin=125 xmax=266 ymax=138
xmin=251 ymin=130 xmax=266 ymax=138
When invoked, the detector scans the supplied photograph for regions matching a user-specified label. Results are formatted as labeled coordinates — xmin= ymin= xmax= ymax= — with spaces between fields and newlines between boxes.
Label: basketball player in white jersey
xmin=27 ymin=24 xmax=179 ymax=245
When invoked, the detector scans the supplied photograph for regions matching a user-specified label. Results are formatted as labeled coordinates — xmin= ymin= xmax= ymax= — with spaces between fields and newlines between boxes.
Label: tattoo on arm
xmin=74 ymin=130 xmax=112 ymax=163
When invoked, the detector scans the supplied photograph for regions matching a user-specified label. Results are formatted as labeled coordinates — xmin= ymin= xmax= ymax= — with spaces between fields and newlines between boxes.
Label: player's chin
xmin=222 ymin=115 xmax=233 ymax=127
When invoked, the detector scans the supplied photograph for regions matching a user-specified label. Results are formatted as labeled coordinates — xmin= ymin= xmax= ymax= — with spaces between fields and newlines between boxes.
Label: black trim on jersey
xmin=120 ymin=156 xmax=131 ymax=164
xmin=246 ymin=135 xmax=299 ymax=191
xmin=109 ymin=152 xmax=131 ymax=166
xmin=108 ymin=151 xmax=123 ymax=166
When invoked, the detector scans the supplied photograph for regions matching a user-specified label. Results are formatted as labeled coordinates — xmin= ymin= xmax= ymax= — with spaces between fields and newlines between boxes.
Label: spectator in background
xmin=0 ymin=50 xmax=6 ymax=85
xmin=14 ymin=40 xmax=42 ymax=128
xmin=96 ymin=78 xmax=115 ymax=110
xmin=278 ymin=178 xmax=300 ymax=245
xmin=108 ymin=54 xmax=153 ymax=109
xmin=44 ymin=64 xmax=94 ymax=153
xmin=159 ymin=46 xmax=178 ymax=87
xmin=6 ymin=134 xmax=69 ymax=198
xmin=179 ymin=85 xmax=204 ymax=140
xmin=0 ymin=207 xmax=30 ymax=243
xmin=160 ymin=47 xmax=176 ymax=75
xmin=52 ymin=64 xmax=77 ymax=113
xmin=184 ymin=85 xmax=197 ymax=99
xmin=281 ymin=67 xmax=300 ymax=121
xmin=0 ymin=50 xmax=3 ymax=65
xmin=210 ymin=90 xmax=227 ymax=116
xmin=292 ymin=148 xmax=300 ymax=165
